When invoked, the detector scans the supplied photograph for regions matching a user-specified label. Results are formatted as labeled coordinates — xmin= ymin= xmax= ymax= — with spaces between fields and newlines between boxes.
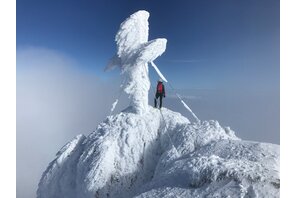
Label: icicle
xmin=180 ymin=99 xmax=199 ymax=123
xmin=109 ymin=99 xmax=119 ymax=115
xmin=151 ymin=61 xmax=168 ymax=82
xmin=111 ymin=99 xmax=118 ymax=112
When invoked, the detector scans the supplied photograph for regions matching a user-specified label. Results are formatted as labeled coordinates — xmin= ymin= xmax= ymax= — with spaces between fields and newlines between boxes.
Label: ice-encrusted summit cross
xmin=106 ymin=10 xmax=167 ymax=114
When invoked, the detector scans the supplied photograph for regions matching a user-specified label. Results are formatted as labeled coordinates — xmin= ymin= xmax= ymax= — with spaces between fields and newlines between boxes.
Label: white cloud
xmin=16 ymin=47 xmax=128 ymax=198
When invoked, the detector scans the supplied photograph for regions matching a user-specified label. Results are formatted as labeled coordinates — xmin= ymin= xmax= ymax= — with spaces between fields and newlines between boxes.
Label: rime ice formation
xmin=37 ymin=11 xmax=279 ymax=198
xmin=106 ymin=10 xmax=167 ymax=114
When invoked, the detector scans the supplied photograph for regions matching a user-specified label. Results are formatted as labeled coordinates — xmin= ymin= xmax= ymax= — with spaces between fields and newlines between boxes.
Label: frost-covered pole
xmin=106 ymin=10 xmax=167 ymax=114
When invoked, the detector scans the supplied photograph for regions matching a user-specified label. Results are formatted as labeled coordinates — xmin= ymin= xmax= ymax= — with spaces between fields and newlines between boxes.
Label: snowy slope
xmin=37 ymin=106 xmax=279 ymax=198
xmin=37 ymin=107 xmax=187 ymax=197
xmin=37 ymin=10 xmax=279 ymax=198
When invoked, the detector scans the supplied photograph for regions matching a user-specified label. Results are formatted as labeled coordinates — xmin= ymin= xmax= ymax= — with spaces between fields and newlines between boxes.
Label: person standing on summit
xmin=154 ymin=79 xmax=166 ymax=109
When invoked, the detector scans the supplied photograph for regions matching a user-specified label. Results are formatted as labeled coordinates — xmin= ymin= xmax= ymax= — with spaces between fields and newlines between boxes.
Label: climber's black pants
xmin=154 ymin=93 xmax=163 ymax=108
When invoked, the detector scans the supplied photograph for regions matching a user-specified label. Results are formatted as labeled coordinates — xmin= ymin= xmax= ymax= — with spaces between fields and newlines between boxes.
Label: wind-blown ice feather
xmin=109 ymin=10 xmax=167 ymax=114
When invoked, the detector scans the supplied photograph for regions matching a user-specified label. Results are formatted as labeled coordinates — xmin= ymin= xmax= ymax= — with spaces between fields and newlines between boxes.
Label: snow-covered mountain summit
xmin=37 ymin=106 xmax=279 ymax=198
xmin=37 ymin=10 xmax=279 ymax=198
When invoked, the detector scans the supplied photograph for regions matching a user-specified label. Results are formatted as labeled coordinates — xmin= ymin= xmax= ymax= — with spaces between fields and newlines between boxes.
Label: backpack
xmin=157 ymin=83 xmax=163 ymax=93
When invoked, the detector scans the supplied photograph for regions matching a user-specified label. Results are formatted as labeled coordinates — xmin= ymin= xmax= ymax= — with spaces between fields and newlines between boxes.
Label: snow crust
xmin=37 ymin=10 xmax=279 ymax=198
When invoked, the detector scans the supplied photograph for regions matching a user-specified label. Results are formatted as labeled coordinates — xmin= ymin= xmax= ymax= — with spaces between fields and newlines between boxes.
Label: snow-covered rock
xmin=37 ymin=10 xmax=279 ymax=198
xmin=37 ymin=106 xmax=279 ymax=198
xmin=37 ymin=107 xmax=189 ymax=197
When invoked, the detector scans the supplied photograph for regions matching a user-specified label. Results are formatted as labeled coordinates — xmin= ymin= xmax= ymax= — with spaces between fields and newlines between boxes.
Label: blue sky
xmin=17 ymin=0 xmax=279 ymax=90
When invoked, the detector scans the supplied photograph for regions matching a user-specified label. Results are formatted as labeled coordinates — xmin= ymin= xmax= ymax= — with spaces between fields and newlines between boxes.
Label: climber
xmin=154 ymin=79 xmax=166 ymax=109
